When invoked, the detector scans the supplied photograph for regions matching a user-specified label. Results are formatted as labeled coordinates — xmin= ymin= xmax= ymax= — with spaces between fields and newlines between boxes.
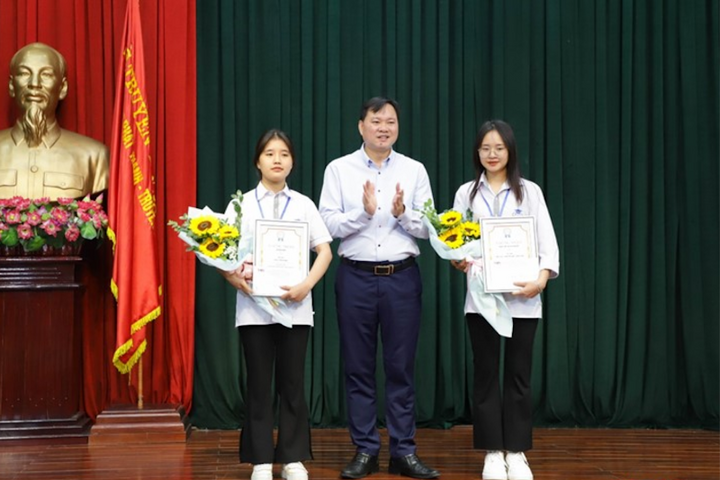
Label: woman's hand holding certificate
xmin=252 ymin=219 xmax=309 ymax=297
xmin=419 ymin=201 xmax=513 ymax=337
xmin=169 ymin=192 xmax=294 ymax=327
xmin=479 ymin=216 xmax=539 ymax=293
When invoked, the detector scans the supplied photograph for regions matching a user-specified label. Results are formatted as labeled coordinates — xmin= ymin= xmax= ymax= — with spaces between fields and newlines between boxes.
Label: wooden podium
xmin=0 ymin=255 xmax=91 ymax=445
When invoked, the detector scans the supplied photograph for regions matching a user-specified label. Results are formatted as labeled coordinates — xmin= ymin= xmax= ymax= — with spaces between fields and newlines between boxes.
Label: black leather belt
xmin=341 ymin=256 xmax=416 ymax=276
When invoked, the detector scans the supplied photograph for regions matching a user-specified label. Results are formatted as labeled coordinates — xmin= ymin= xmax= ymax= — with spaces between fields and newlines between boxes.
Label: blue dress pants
xmin=335 ymin=261 xmax=422 ymax=458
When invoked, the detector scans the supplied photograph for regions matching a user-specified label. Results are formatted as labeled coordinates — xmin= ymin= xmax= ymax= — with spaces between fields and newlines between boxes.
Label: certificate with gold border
xmin=252 ymin=219 xmax=309 ymax=297
xmin=480 ymin=216 xmax=538 ymax=293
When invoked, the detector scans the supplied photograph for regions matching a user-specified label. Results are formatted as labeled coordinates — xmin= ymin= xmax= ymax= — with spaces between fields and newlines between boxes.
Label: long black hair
xmin=469 ymin=119 xmax=523 ymax=205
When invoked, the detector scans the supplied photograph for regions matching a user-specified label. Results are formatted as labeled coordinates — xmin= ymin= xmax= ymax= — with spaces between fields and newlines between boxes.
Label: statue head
xmin=8 ymin=43 xmax=68 ymax=147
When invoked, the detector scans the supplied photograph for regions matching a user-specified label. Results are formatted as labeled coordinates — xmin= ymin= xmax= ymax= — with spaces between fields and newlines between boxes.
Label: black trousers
xmin=238 ymin=324 xmax=312 ymax=464
xmin=465 ymin=313 xmax=539 ymax=452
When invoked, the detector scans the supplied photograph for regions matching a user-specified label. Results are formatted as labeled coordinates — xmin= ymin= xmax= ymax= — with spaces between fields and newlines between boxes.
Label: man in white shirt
xmin=319 ymin=97 xmax=439 ymax=479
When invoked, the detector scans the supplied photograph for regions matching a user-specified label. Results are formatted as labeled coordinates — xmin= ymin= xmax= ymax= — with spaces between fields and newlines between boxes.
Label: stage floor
xmin=1 ymin=427 xmax=718 ymax=479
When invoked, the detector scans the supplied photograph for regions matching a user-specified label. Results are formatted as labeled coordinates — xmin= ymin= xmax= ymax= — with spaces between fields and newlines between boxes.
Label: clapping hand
xmin=391 ymin=183 xmax=405 ymax=217
xmin=363 ymin=180 xmax=377 ymax=215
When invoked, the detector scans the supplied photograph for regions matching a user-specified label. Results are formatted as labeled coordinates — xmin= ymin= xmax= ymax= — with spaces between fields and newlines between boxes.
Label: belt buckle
xmin=373 ymin=264 xmax=394 ymax=276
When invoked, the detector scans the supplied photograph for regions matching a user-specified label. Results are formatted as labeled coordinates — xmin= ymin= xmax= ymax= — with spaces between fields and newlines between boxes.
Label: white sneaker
xmin=506 ymin=452 xmax=533 ymax=480
xmin=482 ymin=450 xmax=507 ymax=480
xmin=251 ymin=463 xmax=273 ymax=480
xmin=282 ymin=462 xmax=308 ymax=480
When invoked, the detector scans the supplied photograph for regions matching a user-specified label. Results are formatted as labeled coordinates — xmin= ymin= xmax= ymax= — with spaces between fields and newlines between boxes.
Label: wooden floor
xmin=1 ymin=427 xmax=718 ymax=480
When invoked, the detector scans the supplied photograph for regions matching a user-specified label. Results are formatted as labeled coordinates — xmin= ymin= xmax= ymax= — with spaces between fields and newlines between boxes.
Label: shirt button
xmin=30 ymin=166 xmax=39 ymax=173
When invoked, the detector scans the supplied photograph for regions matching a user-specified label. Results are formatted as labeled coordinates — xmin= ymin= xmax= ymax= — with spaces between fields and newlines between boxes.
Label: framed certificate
xmin=252 ymin=219 xmax=309 ymax=297
xmin=480 ymin=216 xmax=539 ymax=293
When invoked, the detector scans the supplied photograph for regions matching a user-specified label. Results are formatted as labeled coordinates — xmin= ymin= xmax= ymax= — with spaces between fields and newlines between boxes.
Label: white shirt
xmin=224 ymin=183 xmax=332 ymax=327
xmin=453 ymin=174 xmax=560 ymax=318
xmin=318 ymin=146 xmax=433 ymax=261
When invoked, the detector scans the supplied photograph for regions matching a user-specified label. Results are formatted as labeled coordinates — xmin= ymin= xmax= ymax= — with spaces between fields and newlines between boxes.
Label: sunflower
xmin=439 ymin=227 xmax=465 ymax=249
xmin=199 ymin=238 xmax=225 ymax=258
xmin=189 ymin=216 xmax=220 ymax=236
xmin=217 ymin=225 xmax=239 ymax=240
xmin=460 ymin=221 xmax=480 ymax=238
xmin=439 ymin=210 xmax=462 ymax=227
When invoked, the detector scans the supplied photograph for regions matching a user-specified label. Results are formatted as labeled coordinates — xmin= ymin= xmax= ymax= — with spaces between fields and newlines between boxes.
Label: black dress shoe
xmin=341 ymin=452 xmax=380 ymax=479
xmin=388 ymin=454 xmax=440 ymax=479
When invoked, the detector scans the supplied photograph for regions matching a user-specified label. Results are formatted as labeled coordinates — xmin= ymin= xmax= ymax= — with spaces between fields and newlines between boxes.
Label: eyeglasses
xmin=478 ymin=146 xmax=506 ymax=157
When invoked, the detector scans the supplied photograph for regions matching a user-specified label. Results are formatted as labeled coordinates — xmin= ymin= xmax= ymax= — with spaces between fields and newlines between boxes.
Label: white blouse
xmin=453 ymin=174 xmax=560 ymax=319
xmin=224 ymin=182 xmax=332 ymax=327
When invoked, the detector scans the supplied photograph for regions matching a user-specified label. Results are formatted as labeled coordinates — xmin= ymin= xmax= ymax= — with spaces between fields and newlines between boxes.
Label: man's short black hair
xmin=359 ymin=97 xmax=400 ymax=121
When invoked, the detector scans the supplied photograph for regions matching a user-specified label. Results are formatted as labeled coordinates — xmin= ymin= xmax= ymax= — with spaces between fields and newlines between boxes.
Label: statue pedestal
xmin=0 ymin=256 xmax=91 ymax=445
xmin=89 ymin=404 xmax=190 ymax=445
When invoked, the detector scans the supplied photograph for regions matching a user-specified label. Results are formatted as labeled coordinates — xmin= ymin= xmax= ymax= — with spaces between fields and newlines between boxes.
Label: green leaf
xmin=167 ymin=219 xmax=183 ymax=232
xmin=0 ymin=228 xmax=19 ymax=247
xmin=80 ymin=223 xmax=98 ymax=240
xmin=24 ymin=236 xmax=46 ymax=251
xmin=232 ymin=190 xmax=243 ymax=231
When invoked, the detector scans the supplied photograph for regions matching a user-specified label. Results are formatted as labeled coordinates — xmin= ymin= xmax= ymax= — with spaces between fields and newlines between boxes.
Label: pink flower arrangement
xmin=0 ymin=195 xmax=108 ymax=253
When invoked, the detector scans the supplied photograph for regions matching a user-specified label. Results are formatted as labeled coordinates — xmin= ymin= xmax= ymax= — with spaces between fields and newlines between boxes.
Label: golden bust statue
xmin=0 ymin=42 xmax=109 ymax=200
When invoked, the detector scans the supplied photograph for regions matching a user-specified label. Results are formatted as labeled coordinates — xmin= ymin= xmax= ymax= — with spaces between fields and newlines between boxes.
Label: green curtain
xmin=192 ymin=0 xmax=719 ymax=430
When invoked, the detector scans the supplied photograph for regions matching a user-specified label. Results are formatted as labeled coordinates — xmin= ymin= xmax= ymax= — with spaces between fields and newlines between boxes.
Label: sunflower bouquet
xmin=168 ymin=191 xmax=243 ymax=271
xmin=420 ymin=199 xmax=512 ymax=336
xmin=169 ymin=191 xmax=293 ymax=327
xmin=420 ymin=199 xmax=482 ymax=261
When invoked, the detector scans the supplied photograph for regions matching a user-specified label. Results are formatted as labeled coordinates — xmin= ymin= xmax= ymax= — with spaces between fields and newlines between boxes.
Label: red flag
xmin=107 ymin=0 xmax=161 ymax=374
